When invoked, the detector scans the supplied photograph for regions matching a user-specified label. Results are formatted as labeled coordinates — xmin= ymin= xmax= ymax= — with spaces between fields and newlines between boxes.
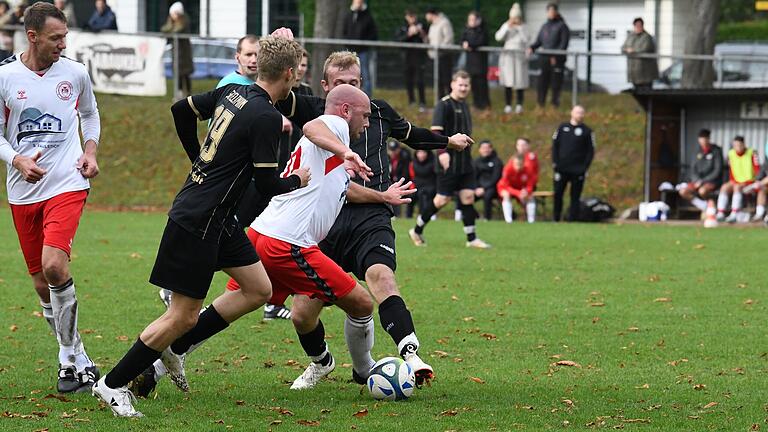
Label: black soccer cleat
xmin=263 ymin=304 xmax=291 ymax=320
xmin=352 ymin=368 xmax=366 ymax=385
xmin=58 ymin=364 xmax=100 ymax=393
xmin=129 ymin=365 xmax=158 ymax=398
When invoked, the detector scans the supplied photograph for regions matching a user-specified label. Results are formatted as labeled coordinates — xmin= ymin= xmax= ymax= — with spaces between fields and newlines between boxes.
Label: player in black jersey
xmin=91 ymin=36 xmax=322 ymax=418
xmin=273 ymin=48 xmax=474 ymax=387
xmin=409 ymin=71 xmax=491 ymax=249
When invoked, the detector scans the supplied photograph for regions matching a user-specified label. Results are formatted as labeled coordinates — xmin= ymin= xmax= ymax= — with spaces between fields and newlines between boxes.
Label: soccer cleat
xmin=263 ymin=303 xmax=291 ymax=321
xmin=75 ymin=365 xmax=101 ymax=393
xmin=403 ymin=352 xmax=434 ymax=387
xmin=290 ymin=356 xmax=335 ymax=390
xmin=466 ymin=238 xmax=492 ymax=249
xmin=158 ymin=288 xmax=172 ymax=308
xmin=503 ymin=105 xmax=513 ymax=114
xmin=92 ymin=376 xmax=144 ymax=418
xmin=715 ymin=212 xmax=726 ymax=222
xmin=160 ymin=347 xmax=189 ymax=392
xmin=515 ymin=104 xmax=524 ymax=114
xmin=57 ymin=366 xmax=80 ymax=393
xmin=752 ymin=212 xmax=765 ymax=222
xmin=408 ymin=228 xmax=426 ymax=247
xmin=128 ymin=365 xmax=158 ymax=398
xmin=351 ymin=368 xmax=367 ymax=385
xmin=725 ymin=212 xmax=739 ymax=223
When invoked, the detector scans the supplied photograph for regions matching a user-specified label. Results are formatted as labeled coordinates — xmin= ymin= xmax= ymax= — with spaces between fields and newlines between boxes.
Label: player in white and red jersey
xmin=0 ymin=2 xmax=101 ymax=393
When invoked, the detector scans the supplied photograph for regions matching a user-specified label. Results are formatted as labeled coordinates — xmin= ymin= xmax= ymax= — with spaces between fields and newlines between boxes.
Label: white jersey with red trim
xmin=0 ymin=54 xmax=99 ymax=204
xmin=253 ymin=115 xmax=351 ymax=248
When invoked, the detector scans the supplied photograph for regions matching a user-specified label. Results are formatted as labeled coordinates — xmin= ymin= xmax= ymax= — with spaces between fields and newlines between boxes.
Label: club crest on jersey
xmin=56 ymin=81 xmax=73 ymax=101
xmin=574 ymin=127 xmax=583 ymax=136
xmin=17 ymin=89 xmax=27 ymax=100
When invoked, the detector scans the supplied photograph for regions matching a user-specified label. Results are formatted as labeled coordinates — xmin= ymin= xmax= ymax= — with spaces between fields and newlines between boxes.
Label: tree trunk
xmin=681 ymin=0 xmax=720 ymax=89
xmin=309 ymin=0 xmax=347 ymax=95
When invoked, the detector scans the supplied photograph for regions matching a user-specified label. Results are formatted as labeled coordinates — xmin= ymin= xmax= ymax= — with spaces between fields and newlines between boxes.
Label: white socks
xmin=716 ymin=193 xmax=729 ymax=213
xmin=502 ymin=199 xmax=513 ymax=223
xmin=756 ymin=205 xmax=765 ymax=219
xmin=344 ymin=314 xmax=375 ymax=376
xmin=526 ymin=200 xmax=536 ymax=223
xmin=40 ymin=300 xmax=56 ymax=334
xmin=49 ymin=279 xmax=92 ymax=371
xmin=397 ymin=332 xmax=420 ymax=356
xmin=692 ymin=197 xmax=708 ymax=211
xmin=732 ymin=191 xmax=743 ymax=211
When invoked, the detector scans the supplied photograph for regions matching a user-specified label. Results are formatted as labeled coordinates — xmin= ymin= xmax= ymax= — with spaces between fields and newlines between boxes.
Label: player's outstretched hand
xmin=343 ymin=150 xmax=373 ymax=182
xmin=292 ymin=167 xmax=311 ymax=187
xmin=12 ymin=151 xmax=47 ymax=183
xmin=382 ymin=177 xmax=416 ymax=205
xmin=447 ymin=133 xmax=474 ymax=151
xmin=271 ymin=27 xmax=294 ymax=40
xmin=77 ymin=150 xmax=100 ymax=179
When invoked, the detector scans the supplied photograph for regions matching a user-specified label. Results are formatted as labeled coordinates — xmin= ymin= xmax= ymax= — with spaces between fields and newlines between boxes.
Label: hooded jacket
xmin=473 ymin=150 xmax=503 ymax=190
xmin=530 ymin=16 xmax=569 ymax=59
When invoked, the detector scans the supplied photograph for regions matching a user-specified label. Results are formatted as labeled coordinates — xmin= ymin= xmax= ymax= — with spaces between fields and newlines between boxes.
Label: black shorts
xmin=437 ymin=171 xmax=476 ymax=196
xmin=319 ymin=204 xmax=396 ymax=280
xmin=150 ymin=218 xmax=260 ymax=300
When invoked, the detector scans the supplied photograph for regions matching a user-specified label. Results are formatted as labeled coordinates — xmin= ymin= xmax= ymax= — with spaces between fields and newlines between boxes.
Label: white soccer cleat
xmin=408 ymin=228 xmax=426 ymax=247
xmin=158 ymin=289 xmax=172 ymax=308
xmin=503 ymin=105 xmax=513 ymax=114
xmin=160 ymin=347 xmax=189 ymax=392
xmin=466 ymin=238 xmax=492 ymax=249
xmin=403 ymin=352 xmax=434 ymax=387
xmin=725 ymin=212 xmax=739 ymax=223
xmin=290 ymin=356 xmax=335 ymax=390
xmin=515 ymin=104 xmax=523 ymax=114
xmin=92 ymin=376 xmax=144 ymax=418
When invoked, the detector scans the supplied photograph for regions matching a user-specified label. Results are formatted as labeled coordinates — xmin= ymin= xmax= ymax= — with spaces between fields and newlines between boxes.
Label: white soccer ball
xmin=366 ymin=357 xmax=415 ymax=401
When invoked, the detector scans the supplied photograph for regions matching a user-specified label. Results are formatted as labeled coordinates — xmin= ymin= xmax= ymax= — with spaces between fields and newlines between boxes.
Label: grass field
xmin=1 ymin=210 xmax=767 ymax=431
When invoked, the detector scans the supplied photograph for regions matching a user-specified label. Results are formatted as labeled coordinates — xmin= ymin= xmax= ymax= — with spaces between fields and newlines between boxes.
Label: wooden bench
xmin=533 ymin=191 xmax=554 ymax=219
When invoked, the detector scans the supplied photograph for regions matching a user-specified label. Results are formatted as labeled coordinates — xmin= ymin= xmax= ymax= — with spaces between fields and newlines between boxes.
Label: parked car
xmin=656 ymin=42 xmax=768 ymax=88
xmin=163 ymin=37 xmax=238 ymax=79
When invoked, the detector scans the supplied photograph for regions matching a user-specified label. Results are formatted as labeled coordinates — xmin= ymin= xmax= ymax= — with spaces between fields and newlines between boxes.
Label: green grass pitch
xmin=1 ymin=210 xmax=767 ymax=431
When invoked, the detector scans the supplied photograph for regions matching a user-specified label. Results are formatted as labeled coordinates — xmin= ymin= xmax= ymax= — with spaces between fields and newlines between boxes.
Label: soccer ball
xmin=366 ymin=357 xmax=415 ymax=401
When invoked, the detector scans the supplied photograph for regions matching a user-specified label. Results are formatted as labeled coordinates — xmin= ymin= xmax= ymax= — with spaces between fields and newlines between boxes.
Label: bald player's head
xmin=325 ymin=84 xmax=371 ymax=140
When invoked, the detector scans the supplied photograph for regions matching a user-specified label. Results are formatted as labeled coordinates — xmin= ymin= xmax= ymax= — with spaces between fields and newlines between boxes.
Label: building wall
xmin=112 ymin=0 xmax=146 ymax=33
xmin=200 ymin=0 xmax=247 ymax=38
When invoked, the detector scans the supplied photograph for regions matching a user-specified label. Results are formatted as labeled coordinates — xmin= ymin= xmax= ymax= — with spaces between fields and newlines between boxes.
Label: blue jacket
xmin=87 ymin=6 xmax=117 ymax=32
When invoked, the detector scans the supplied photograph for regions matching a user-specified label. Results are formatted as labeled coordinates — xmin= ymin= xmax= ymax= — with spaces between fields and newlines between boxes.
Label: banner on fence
xmin=64 ymin=31 xmax=166 ymax=97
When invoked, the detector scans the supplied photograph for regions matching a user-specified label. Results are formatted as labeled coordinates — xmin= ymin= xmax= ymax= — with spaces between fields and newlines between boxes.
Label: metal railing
xmin=3 ymin=24 xmax=768 ymax=106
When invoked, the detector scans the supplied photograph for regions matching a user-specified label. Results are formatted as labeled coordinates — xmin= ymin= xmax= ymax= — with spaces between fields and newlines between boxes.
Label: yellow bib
xmin=728 ymin=148 xmax=755 ymax=183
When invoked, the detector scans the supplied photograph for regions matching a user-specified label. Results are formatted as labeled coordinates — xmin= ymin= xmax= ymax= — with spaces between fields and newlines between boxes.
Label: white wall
xmin=111 ymin=0 xmax=146 ymax=33
xmin=200 ymin=0 xmax=247 ymax=38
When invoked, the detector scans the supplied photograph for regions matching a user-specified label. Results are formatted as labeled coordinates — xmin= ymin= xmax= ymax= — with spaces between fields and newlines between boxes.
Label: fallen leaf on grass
xmin=450 ymin=295 xmax=459 ymax=301
xmin=592 ymin=317 xmax=600 ymax=323
xmin=43 ymin=394 xmax=72 ymax=402
xmin=235 ymin=400 xmax=245 ymax=406
xmin=481 ymin=333 xmax=497 ymax=340
xmin=433 ymin=350 xmax=449 ymax=358
xmin=462 ymin=317 xmax=475 ymax=322
xmin=635 ymin=384 xmax=650 ymax=389
xmin=667 ymin=359 xmax=688 ymax=366
xmin=115 ymin=335 xmax=129 ymax=342
xmin=702 ymin=402 xmax=718 ymax=409
xmin=352 ymin=409 xmax=368 ymax=418
xmin=129 ymin=252 xmax=142 ymax=259
xmin=654 ymin=298 xmax=672 ymax=303
xmin=263 ymin=360 xmax=275 ymax=368
xmin=744 ymin=299 xmax=754 ymax=305
xmin=32 ymin=311 xmax=43 ymax=318
xmin=9 ymin=325 xmax=18 ymax=332
xmin=628 ymin=327 xmax=639 ymax=332
xmin=623 ymin=418 xmax=651 ymax=424
xmin=562 ymin=399 xmax=574 ymax=408
xmin=554 ymin=360 xmax=581 ymax=368
xmin=693 ymin=384 xmax=707 ymax=390
xmin=439 ymin=409 xmax=458 ymax=417
xmin=270 ymin=420 xmax=283 ymax=425
xmin=271 ymin=407 xmax=294 ymax=416
xmin=297 ymin=419 xmax=320 ymax=426
xmin=469 ymin=377 xmax=485 ymax=384
xmin=590 ymin=302 xmax=605 ymax=307
xmin=693 ymin=244 xmax=705 ymax=250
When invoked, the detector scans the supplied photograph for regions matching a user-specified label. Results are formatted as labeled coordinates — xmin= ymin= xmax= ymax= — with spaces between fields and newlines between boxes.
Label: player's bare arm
xmin=347 ymin=178 xmax=416 ymax=205
xmin=303 ymin=118 xmax=372 ymax=181
xmin=77 ymin=140 xmax=99 ymax=179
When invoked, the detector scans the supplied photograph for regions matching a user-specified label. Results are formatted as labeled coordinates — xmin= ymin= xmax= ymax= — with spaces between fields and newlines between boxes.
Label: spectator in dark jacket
xmin=410 ymin=150 xmax=437 ymax=218
xmin=528 ymin=3 xmax=569 ymax=107
xmin=343 ymin=0 xmax=377 ymax=96
xmin=388 ymin=140 xmax=414 ymax=217
xmin=461 ymin=11 xmax=490 ymax=110
xmin=86 ymin=0 xmax=117 ymax=32
xmin=396 ymin=10 xmax=427 ymax=110
xmin=552 ymin=105 xmax=595 ymax=222
xmin=473 ymin=140 xmax=503 ymax=220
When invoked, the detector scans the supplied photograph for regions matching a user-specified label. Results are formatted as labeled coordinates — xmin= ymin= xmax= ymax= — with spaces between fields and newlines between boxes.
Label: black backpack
xmin=575 ymin=197 xmax=615 ymax=222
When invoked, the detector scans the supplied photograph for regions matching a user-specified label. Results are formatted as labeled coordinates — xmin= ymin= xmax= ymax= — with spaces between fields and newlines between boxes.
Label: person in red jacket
xmin=497 ymin=140 xmax=539 ymax=223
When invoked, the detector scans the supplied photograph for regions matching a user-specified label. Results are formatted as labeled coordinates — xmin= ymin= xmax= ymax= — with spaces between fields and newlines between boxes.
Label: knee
xmin=346 ymin=290 xmax=374 ymax=318
xmin=168 ymin=311 xmax=198 ymax=335
xmin=291 ymin=308 xmax=317 ymax=334
xmin=42 ymin=261 xmax=69 ymax=287
xmin=365 ymin=265 xmax=398 ymax=299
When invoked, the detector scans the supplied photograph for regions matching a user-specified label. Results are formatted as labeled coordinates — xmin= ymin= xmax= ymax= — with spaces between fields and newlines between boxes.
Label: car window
xmin=746 ymin=60 xmax=768 ymax=82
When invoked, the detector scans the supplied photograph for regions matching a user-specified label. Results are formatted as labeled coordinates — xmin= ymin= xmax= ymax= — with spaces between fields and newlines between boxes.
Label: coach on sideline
xmin=552 ymin=105 xmax=595 ymax=222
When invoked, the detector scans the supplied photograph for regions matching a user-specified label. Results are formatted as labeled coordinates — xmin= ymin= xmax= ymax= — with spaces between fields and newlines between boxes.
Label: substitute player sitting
xmin=716 ymin=135 xmax=758 ymax=223
xmin=498 ymin=152 xmax=539 ymax=223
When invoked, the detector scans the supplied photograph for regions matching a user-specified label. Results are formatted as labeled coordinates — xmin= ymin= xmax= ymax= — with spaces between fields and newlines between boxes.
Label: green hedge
xmin=717 ymin=20 xmax=768 ymax=43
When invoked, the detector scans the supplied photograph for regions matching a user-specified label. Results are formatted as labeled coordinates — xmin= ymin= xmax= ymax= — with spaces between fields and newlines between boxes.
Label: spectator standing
xmin=461 ymin=11 xmax=490 ymax=110
xmin=621 ymin=17 xmax=658 ymax=89
xmin=86 ymin=0 xmax=117 ymax=32
xmin=497 ymin=153 xmax=538 ymax=223
xmin=473 ymin=140 xmax=502 ymax=220
xmin=677 ymin=129 xmax=723 ymax=217
xmin=342 ymin=0 xmax=377 ymax=96
xmin=54 ymin=0 xmax=77 ymax=28
xmin=552 ymin=105 xmax=595 ymax=222
xmin=495 ymin=3 xmax=529 ymax=114
xmin=426 ymin=7 xmax=454 ymax=97
xmin=162 ymin=2 xmax=194 ymax=99
xmin=396 ymin=10 xmax=427 ymax=111
xmin=0 ymin=1 xmax=12 ymax=60
xmin=528 ymin=3 xmax=569 ymax=108
xmin=715 ymin=136 xmax=758 ymax=223
xmin=410 ymin=150 xmax=437 ymax=218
